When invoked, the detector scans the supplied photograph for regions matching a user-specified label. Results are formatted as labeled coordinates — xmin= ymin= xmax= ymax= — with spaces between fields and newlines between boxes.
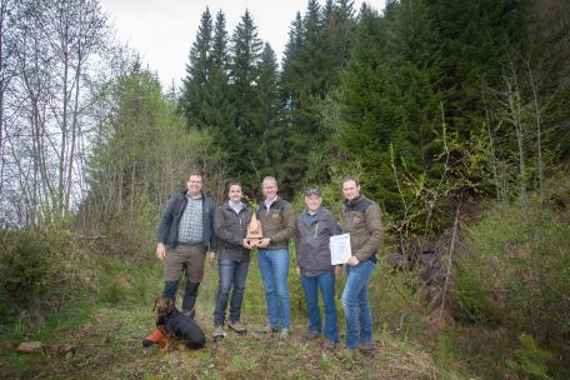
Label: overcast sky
xmin=100 ymin=0 xmax=386 ymax=88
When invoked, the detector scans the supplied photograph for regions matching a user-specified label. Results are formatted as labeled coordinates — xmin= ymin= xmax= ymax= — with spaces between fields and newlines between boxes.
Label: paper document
xmin=329 ymin=233 xmax=352 ymax=265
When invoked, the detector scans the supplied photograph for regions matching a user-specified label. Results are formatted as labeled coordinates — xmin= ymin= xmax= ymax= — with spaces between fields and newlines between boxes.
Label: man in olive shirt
xmin=256 ymin=176 xmax=295 ymax=339
xmin=339 ymin=177 xmax=383 ymax=352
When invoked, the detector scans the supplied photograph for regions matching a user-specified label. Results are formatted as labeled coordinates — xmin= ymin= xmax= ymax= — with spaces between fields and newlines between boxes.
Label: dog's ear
xmin=164 ymin=298 xmax=174 ymax=312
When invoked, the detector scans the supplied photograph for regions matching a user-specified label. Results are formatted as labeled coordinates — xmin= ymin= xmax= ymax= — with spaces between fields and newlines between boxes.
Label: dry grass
xmin=0 ymin=303 xmax=472 ymax=380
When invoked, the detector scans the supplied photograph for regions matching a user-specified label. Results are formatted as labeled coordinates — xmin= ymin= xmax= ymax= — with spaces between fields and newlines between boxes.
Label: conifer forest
xmin=1 ymin=1 xmax=569 ymax=379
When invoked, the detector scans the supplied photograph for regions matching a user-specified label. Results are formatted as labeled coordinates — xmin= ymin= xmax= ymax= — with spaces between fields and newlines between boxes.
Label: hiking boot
xmin=322 ymin=340 xmax=337 ymax=351
xmin=358 ymin=342 xmax=376 ymax=355
xmin=212 ymin=326 xmax=225 ymax=340
xmin=228 ymin=320 xmax=247 ymax=334
xmin=341 ymin=347 xmax=357 ymax=361
xmin=279 ymin=328 xmax=290 ymax=340
xmin=264 ymin=325 xmax=279 ymax=335
xmin=303 ymin=329 xmax=320 ymax=341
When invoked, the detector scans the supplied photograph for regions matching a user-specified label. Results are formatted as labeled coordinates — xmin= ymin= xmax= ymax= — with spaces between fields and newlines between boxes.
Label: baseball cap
xmin=304 ymin=187 xmax=321 ymax=197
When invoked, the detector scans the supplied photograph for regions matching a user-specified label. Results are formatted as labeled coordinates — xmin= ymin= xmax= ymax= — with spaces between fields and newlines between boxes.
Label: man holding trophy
xmin=255 ymin=176 xmax=295 ymax=339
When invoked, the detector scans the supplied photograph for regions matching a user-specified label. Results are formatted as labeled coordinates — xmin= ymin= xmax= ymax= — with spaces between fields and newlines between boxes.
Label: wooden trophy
xmin=246 ymin=212 xmax=263 ymax=247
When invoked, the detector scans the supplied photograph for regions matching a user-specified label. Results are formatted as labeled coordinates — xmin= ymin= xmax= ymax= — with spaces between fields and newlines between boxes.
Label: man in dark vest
xmin=339 ymin=176 xmax=383 ymax=353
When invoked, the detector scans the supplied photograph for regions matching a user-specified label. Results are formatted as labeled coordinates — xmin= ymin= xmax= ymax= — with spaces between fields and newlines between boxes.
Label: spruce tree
xmin=425 ymin=0 xmax=528 ymax=134
xmin=281 ymin=0 xmax=329 ymax=191
xmin=229 ymin=9 xmax=264 ymax=188
xmin=180 ymin=7 xmax=213 ymax=130
xmin=278 ymin=12 xmax=304 ymax=196
xmin=325 ymin=0 xmax=356 ymax=72
xmin=256 ymin=43 xmax=283 ymax=181
xmin=339 ymin=1 xmax=443 ymax=211
xmin=201 ymin=10 xmax=236 ymax=166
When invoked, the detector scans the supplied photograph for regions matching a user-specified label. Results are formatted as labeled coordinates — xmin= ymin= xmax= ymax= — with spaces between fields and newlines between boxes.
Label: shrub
xmin=0 ymin=231 xmax=52 ymax=316
xmin=0 ymin=229 xmax=75 ymax=324
xmin=451 ymin=201 xmax=570 ymax=375
xmin=507 ymin=334 xmax=553 ymax=380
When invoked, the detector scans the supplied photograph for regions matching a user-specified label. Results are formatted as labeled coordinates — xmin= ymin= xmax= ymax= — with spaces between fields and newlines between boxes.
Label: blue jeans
xmin=341 ymin=260 xmax=375 ymax=349
xmin=301 ymin=272 xmax=338 ymax=343
xmin=213 ymin=258 xmax=250 ymax=327
xmin=258 ymin=249 xmax=290 ymax=329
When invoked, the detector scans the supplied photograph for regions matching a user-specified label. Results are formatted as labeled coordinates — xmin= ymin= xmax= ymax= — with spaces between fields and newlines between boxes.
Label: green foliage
xmin=83 ymin=63 xmax=224 ymax=245
xmin=507 ymin=334 xmax=553 ymax=380
xmin=452 ymin=201 xmax=570 ymax=376
xmin=96 ymin=256 xmax=162 ymax=306
xmin=338 ymin=1 xmax=445 ymax=220
xmin=277 ymin=0 xmax=358 ymax=196
xmin=179 ymin=7 xmax=214 ymax=130
xmin=0 ymin=231 xmax=52 ymax=318
xmin=426 ymin=0 xmax=528 ymax=131
xmin=0 ymin=228 xmax=84 ymax=326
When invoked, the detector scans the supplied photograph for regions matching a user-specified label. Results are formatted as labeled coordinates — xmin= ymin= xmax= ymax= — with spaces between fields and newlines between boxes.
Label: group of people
xmin=155 ymin=173 xmax=383 ymax=352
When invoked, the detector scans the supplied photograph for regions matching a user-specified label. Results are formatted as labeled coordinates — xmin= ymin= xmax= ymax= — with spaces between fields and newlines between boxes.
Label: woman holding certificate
xmin=295 ymin=187 xmax=342 ymax=349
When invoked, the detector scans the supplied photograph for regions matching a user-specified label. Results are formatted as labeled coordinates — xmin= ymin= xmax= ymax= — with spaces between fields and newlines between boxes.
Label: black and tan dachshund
xmin=143 ymin=296 xmax=206 ymax=350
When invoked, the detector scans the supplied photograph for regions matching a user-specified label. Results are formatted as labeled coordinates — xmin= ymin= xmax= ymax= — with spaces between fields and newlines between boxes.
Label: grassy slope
xmin=0 ymin=255 xmax=472 ymax=380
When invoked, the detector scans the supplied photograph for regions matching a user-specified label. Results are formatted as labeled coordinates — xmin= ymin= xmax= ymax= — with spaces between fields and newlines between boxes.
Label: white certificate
xmin=329 ymin=233 xmax=352 ymax=265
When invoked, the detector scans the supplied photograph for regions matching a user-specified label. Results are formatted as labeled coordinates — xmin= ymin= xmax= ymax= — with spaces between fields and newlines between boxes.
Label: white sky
xmin=100 ymin=0 xmax=386 ymax=89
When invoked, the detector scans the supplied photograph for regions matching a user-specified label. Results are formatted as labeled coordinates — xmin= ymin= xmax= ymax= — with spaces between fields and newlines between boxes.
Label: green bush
xmin=0 ymin=231 xmax=52 ymax=314
xmin=507 ymin=334 xmax=553 ymax=380
xmin=0 ymin=229 xmax=75 ymax=324
xmin=451 ymin=201 xmax=570 ymax=376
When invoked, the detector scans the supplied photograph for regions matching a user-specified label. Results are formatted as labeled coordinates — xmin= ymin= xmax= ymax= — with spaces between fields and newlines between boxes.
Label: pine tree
xmin=281 ymin=0 xmax=329 ymax=191
xmin=425 ymin=0 xmax=528 ymax=134
xmin=280 ymin=12 xmax=304 ymax=112
xmin=211 ymin=10 xmax=229 ymax=71
xmin=256 ymin=43 xmax=283 ymax=181
xmin=180 ymin=7 xmax=213 ymax=130
xmin=278 ymin=12 xmax=304 ymax=196
xmin=228 ymin=9 xmax=264 ymax=188
xmin=325 ymin=0 xmax=356 ymax=73
xmin=201 ymin=10 xmax=236 ymax=165
xmin=339 ymin=1 xmax=443 ymax=211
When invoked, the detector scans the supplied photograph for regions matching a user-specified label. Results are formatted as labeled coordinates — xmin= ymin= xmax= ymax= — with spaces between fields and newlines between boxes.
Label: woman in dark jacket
xmin=212 ymin=182 xmax=253 ymax=339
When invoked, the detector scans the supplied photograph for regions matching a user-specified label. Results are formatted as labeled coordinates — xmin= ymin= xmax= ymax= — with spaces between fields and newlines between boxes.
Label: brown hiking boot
xmin=303 ymin=329 xmax=320 ymax=341
xmin=322 ymin=340 xmax=337 ymax=351
xmin=358 ymin=342 xmax=376 ymax=355
xmin=228 ymin=320 xmax=247 ymax=334
xmin=264 ymin=325 xmax=279 ymax=335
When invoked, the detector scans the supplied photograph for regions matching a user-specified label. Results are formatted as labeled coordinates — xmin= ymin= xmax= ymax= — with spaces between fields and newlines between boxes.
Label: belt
xmin=177 ymin=241 xmax=203 ymax=246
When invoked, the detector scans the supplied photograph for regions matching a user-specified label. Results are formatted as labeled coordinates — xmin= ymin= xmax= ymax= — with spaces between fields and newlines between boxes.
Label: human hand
xmin=156 ymin=243 xmax=167 ymax=261
xmin=242 ymin=239 xmax=253 ymax=249
xmin=296 ymin=267 xmax=301 ymax=275
xmin=256 ymin=238 xmax=271 ymax=248
xmin=347 ymin=256 xmax=360 ymax=267
xmin=335 ymin=265 xmax=343 ymax=276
